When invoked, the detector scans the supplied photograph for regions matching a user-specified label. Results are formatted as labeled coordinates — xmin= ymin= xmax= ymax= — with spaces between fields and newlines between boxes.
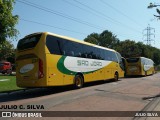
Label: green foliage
xmin=0 ymin=76 xmax=21 ymax=92
xmin=0 ymin=40 xmax=15 ymax=63
xmin=115 ymin=40 xmax=160 ymax=65
xmin=84 ymin=30 xmax=119 ymax=49
xmin=0 ymin=0 xmax=19 ymax=44
xmin=155 ymin=65 xmax=160 ymax=71
xmin=84 ymin=33 xmax=99 ymax=45
xmin=115 ymin=40 xmax=142 ymax=58
xmin=84 ymin=30 xmax=160 ymax=66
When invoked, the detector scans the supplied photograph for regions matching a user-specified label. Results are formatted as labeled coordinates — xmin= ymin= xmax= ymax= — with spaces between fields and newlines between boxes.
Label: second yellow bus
xmin=125 ymin=57 xmax=155 ymax=76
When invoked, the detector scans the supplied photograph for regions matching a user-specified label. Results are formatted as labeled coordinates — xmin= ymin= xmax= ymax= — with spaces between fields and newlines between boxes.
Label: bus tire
xmin=74 ymin=75 xmax=83 ymax=89
xmin=114 ymin=72 xmax=119 ymax=81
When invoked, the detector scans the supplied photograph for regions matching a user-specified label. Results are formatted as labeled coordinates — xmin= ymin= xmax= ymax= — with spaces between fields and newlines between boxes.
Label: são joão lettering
xmin=77 ymin=60 xmax=102 ymax=66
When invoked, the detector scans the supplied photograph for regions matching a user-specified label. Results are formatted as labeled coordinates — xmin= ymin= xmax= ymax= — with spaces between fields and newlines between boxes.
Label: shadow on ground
xmin=142 ymin=93 xmax=160 ymax=100
xmin=0 ymin=79 xmax=121 ymax=102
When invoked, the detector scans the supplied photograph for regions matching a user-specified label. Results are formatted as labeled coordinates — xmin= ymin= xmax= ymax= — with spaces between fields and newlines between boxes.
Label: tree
xmin=115 ymin=40 xmax=142 ymax=58
xmin=84 ymin=30 xmax=160 ymax=65
xmin=153 ymin=51 xmax=160 ymax=65
xmin=148 ymin=3 xmax=160 ymax=19
xmin=84 ymin=33 xmax=99 ymax=45
xmin=0 ymin=40 xmax=15 ymax=63
xmin=84 ymin=30 xmax=119 ymax=49
xmin=0 ymin=0 xmax=19 ymax=44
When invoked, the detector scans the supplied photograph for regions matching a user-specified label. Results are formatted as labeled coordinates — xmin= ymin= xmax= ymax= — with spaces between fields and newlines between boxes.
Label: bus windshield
xmin=126 ymin=58 xmax=139 ymax=63
xmin=17 ymin=34 xmax=42 ymax=50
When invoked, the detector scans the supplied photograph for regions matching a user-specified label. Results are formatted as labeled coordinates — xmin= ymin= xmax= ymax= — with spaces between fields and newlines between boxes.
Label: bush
xmin=155 ymin=65 xmax=160 ymax=71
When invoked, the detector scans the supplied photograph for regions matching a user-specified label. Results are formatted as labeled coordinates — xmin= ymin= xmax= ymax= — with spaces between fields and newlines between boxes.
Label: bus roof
xmin=24 ymin=32 xmax=116 ymax=52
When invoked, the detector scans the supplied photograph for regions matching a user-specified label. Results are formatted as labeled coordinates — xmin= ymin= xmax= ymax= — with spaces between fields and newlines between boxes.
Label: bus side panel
xmin=117 ymin=64 xmax=125 ymax=78
xmin=84 ymin=62 xmax=116 ymax=82
xmin=110 ymin=62 xmax=118 ymax=79
xmin=46 ymin=54 xmax=64 ymax=86
xmin=104 ymin=62 xmax=117 ymax=80
xmin=141 ymin=64 xmax=145 ymax=76
xmin=146 ymin=67 xmax=155 ymax=75
xmin=84 ymin=69 xmax=105 ymax=82
xmin=63 ymin=75 xmax=74 ymax=85
xmin=142 ymin=65 xmax=154 ymax=76
xmin=110 ymin=62 xmax=123 ymax=79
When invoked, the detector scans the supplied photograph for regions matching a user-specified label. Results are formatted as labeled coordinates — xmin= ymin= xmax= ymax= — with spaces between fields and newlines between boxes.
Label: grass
xmin=0 ymin=75 xmax=22 ymax=93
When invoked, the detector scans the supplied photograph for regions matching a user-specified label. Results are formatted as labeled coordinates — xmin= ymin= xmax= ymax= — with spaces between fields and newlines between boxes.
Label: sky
xmin=12 ymin=0 xmax=160 ymax=49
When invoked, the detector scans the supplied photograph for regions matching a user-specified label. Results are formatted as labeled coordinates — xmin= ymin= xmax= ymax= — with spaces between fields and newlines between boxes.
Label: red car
xmin=0 ymin=62 xmax=12 ymax=74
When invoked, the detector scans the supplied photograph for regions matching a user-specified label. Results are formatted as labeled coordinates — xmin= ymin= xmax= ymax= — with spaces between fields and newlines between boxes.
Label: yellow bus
xmin=16 ymin=32 xmax=124 ymax=88
xmin=125 ymin=57 xmax=155 ymax=76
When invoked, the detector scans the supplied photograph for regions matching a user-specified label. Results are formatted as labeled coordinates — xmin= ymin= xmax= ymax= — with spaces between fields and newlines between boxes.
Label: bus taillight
xmin=38 ymin=58 xmax=44 ymax=79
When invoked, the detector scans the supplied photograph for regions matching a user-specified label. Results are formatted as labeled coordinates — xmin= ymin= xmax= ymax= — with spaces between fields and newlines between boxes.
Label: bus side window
xmin=104 ymin=50 xmax=111 ymax=61
xmin=95 ymin=48 xmax=101 ymax=60
xmin=70 ymin=51 xmax=74 ymax=57
xmin=85 ymin=54 xmax=88 ymax=58
xmin=88 ymin=55 xmax=92 ymax=59
xmin=77 ymin=52 xmax=81 ymax=57
xmin=100 ymin=50 xmax=105 ymax=60
xmin=63 ymin=51 xmax=65 ymax=56
xmin=73 ymin=43 xmax=82 ymax=58
xmin=81 ymin=53 xmax=87 ymax=58
xmin=112 ymin=52 xmax=118 ymax=62
xmin=46 ymin=35 xmax=61 ymax=55
xmin=107 ymin=57 xmax=110 ymax=61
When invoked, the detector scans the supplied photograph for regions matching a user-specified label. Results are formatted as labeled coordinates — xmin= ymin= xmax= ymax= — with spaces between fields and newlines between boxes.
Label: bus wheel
xmin=114 ymin=72 xmax=119 ymax=81
xmin=74 ymin=75 xmax=83 ymax=89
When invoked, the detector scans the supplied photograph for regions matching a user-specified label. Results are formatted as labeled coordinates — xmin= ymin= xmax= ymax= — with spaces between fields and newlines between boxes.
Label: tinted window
xmin=17 ymin=34 xmax=42 ymax=50
xmin=104 ymin=50 xmax=111 ymax=61
xmin=110 ymin=51 xmax=118 ymax=62
xmin=126 ymin=58 xmax=139 ymax=63
xmin=92 ymin=48 xmax=98 ymax=59
xmin=46 ymin=35 xmax=82 ymax=56
xmin=116 ymin=52 xmax=122 ymax=63
xmin=99 ymin=49 xmax=105 ymax=60
xmin=46 ymin=35 xmax=118 ymax=62
xmin=81 ymin=45 xmax=94 ymax=58
xmin=46 ymin=35 xmax=61 ymax=55
xmin=74 ymin=43 xmax=83 ymax=57
xmin=116 ymin=52 xmax=124 ymax=70
xmin=60 ymin=40 xmax=75 ymax=57
xmin=104 ymin=50 xmax=118 ymax=62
